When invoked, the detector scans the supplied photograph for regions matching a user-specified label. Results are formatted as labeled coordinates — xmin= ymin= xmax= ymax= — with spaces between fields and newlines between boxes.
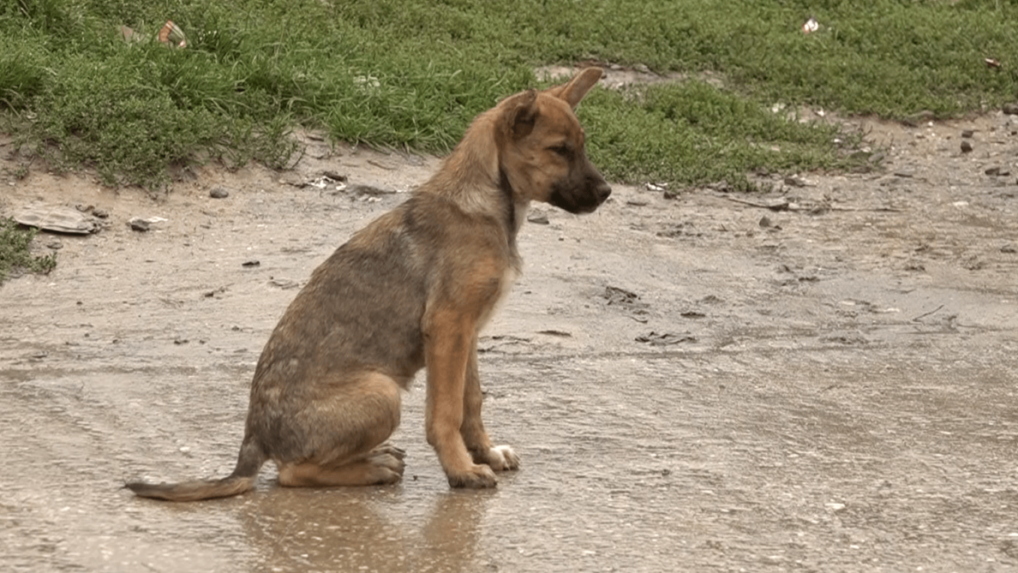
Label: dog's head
xmin=496 ymin=68 xmax=611 ymax=214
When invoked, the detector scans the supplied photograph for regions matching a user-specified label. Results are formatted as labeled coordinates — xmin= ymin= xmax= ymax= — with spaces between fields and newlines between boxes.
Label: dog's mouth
xmin=549 ymin=181 xmax=612 ymax=214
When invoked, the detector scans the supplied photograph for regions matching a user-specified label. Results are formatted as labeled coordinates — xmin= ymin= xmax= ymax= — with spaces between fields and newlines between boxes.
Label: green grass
xmin=0 ymin=218 xmax=57 ymax=284
xmin=2 ymin=0 xmax=1018 ymax=193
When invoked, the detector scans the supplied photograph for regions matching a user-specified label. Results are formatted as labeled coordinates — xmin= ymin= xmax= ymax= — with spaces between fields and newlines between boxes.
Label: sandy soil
xmin=1 ymin=110 xmax=1017 ymax=572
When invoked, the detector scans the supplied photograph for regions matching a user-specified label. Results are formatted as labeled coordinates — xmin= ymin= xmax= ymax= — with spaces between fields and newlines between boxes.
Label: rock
xmin=603 ymin=286 xmax=640 ymax=305
xmin=893 ymin=168 xmax=915 ymax=178
xmin=1001 ymin=244 xmax=1017 ymax=254
xmin=47 ymin=241 xmax=62 ymax=250
xmin=1003 ymin=102 xmax=1018 ymax=115
xmin=279 ymin=172 xmax=307 ymax=187
xmin=209 ymin=187 xmax=230 ymax=199
xmin=961 ymin=129 xmax=974 ymax=139
xmin=759 ymin=215 xmax=773 ymax=228
xmin=321 ymin=170 xmax=348 ymax=182
xmin=961 ymin=140 xmax=973 ymax=153
xmin=242 ymin=260 xmax=260 ymax=267
xmin=128 ymin=218 xmax=150 ymax=232
xmin=783 ymin=175 xmax=810 ymax=187
xmin=13 ymin=205 xmax=97 ymax=235
xmin=92 ymin=208 xmax=110 ymax=219
xmin=985 ymin=166 xmax=1009 ymax=176
xmin=903 ymin=110 xmax=935 ymax=127
xmin=527 ymin=213 xmax=550 ymax=225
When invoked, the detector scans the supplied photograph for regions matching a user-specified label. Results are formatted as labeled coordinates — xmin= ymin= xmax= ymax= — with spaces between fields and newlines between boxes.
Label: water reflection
xmin=236 ymin=486 xmax=494 ymax=572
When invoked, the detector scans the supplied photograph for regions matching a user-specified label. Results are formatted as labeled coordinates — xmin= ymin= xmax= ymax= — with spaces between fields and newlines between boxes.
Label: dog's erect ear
xmin=544 ymin=67 xmax=603 ymax=109
xmin=502 ymin=89 xmax=539 ymax=140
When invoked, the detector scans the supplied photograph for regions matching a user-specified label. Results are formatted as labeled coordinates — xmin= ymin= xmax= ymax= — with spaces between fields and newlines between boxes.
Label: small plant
xmin=2 ymin=163 xmax=30 ymax=180
xmin=0 ymin=217 xmax=57 ymax=284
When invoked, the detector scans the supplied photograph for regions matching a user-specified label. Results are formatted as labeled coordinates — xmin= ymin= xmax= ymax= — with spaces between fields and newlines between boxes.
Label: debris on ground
xmin=14 ymin=205 xmax=98 ymax=235
xmin=635 ymin=331 xmax=697 ymax=346
xmin=119 ymin=20 xmax=186 ymax=48
xmin=128 ymin=216 xmax=167 ymax=232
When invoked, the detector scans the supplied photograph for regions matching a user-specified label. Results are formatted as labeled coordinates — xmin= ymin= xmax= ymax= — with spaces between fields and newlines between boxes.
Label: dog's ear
xmin=502 ymin=89 xmax=538 ymax=140
xmin=544 ymin=67 xmax=603 ymax=109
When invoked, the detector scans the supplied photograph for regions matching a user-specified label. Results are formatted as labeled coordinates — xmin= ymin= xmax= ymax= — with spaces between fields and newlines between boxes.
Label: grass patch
xmin=582 ymin=81 xmax=864 ymax=191
xmin=1 ymin=0 xmax=1017 ymax=192
xmin=0 ymin=218 xmax=57 ymax=284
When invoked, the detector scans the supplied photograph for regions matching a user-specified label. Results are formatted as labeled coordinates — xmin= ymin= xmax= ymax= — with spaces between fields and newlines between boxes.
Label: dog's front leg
xmin=462 ymin=336 xmax=520 ymax=471
xmin=424 ymin=311 xmax=498 ymax=488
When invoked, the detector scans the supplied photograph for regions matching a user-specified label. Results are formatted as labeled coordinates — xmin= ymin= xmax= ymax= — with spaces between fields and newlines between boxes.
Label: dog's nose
xmin=596 ymin=182 xmax=612 ymax=203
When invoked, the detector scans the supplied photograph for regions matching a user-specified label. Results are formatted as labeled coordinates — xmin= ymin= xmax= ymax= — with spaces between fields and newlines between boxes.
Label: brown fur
xmin=126 ymin=68 xmax=611 ymax=500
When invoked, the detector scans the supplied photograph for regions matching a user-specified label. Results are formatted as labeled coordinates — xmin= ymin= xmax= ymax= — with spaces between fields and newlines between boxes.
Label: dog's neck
xmin=497 ymin=167 xmax=528 ymax=244
xmin=423 ymin=112 xmax=528 ymax=246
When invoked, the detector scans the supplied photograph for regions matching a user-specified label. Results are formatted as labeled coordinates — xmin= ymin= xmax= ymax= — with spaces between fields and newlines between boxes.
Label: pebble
xmin=960 ymin=140 xmax=973 ymax=153
xmin=129 ymin=218 xmax=150 ymax=232
xmin=527 ymin=213 xmax=550 ymax=225
xmin=961 ymin=129 xmax=974 ymax=139
xmin=783 ymin=175 xmax=807 ymax=187
xmin=209 ymin=187 xmax=230 ymax=199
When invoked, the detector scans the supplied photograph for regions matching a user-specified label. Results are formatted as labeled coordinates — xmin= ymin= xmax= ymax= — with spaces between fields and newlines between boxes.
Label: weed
xmin=0 ymin=218 xmax=57 ymax=284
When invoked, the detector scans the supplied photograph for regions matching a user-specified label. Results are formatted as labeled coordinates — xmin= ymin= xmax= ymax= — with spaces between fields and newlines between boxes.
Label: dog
xmin=126 ymin=67 xmax=611 ymax=501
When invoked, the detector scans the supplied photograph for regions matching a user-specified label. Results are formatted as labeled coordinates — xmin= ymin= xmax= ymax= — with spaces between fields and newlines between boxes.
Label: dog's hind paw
xmin=372 ymin=442 xmax=407 ymax=460
xmin=473 ymin=445 xmax=520 ymax=471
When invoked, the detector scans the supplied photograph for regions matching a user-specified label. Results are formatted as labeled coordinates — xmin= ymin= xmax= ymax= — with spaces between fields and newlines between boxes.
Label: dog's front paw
xmin=447 ymin=463 xmax=498 ymax=489
xmin=473 ymin=445 xmax=520 ymax=471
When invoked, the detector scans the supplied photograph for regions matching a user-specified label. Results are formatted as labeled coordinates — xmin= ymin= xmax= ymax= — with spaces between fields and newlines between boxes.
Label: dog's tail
xmin=126 ymin=438 xmax=266 ymax=502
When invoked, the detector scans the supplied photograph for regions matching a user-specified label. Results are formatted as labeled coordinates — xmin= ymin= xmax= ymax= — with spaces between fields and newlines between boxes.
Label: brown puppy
xmin=127 ymin=68 xmax=611 ymax=501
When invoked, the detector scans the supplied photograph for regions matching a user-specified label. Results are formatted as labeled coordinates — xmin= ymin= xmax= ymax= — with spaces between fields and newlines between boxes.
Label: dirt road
xmin=1 ymin=114 xmax=1017 ymax=572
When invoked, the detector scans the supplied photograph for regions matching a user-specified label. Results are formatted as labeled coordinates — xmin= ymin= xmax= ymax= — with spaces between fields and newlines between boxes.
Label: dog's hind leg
xmin=462 ymin=337 xmax=520 ymax=471
xmin=276 ymin=372 xmax=405 ymax=487
xmin=278 ymin=447 xmax=405 ymax=487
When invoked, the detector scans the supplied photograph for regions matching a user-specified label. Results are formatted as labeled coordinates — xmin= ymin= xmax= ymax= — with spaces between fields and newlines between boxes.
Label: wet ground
xmin=1 ymin=112 xmax=1017 ymax=572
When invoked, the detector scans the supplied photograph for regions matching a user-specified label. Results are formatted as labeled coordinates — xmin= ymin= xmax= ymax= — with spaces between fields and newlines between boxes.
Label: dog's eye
xmin=550 ymin=145 xmax=570 ymax=157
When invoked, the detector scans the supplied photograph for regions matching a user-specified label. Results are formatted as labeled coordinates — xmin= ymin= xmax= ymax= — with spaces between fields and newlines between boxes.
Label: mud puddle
xmin=2 ymin=113 xmax=1018 ymax=572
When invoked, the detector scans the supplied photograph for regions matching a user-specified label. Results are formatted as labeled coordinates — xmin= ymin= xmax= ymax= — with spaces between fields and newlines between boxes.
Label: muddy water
xmin=2 ymin=118 xmax=1018 ymax=572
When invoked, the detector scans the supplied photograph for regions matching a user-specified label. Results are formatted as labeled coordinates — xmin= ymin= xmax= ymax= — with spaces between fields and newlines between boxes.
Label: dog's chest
xmin=477 ymin=264 xmax=520 ymax=332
